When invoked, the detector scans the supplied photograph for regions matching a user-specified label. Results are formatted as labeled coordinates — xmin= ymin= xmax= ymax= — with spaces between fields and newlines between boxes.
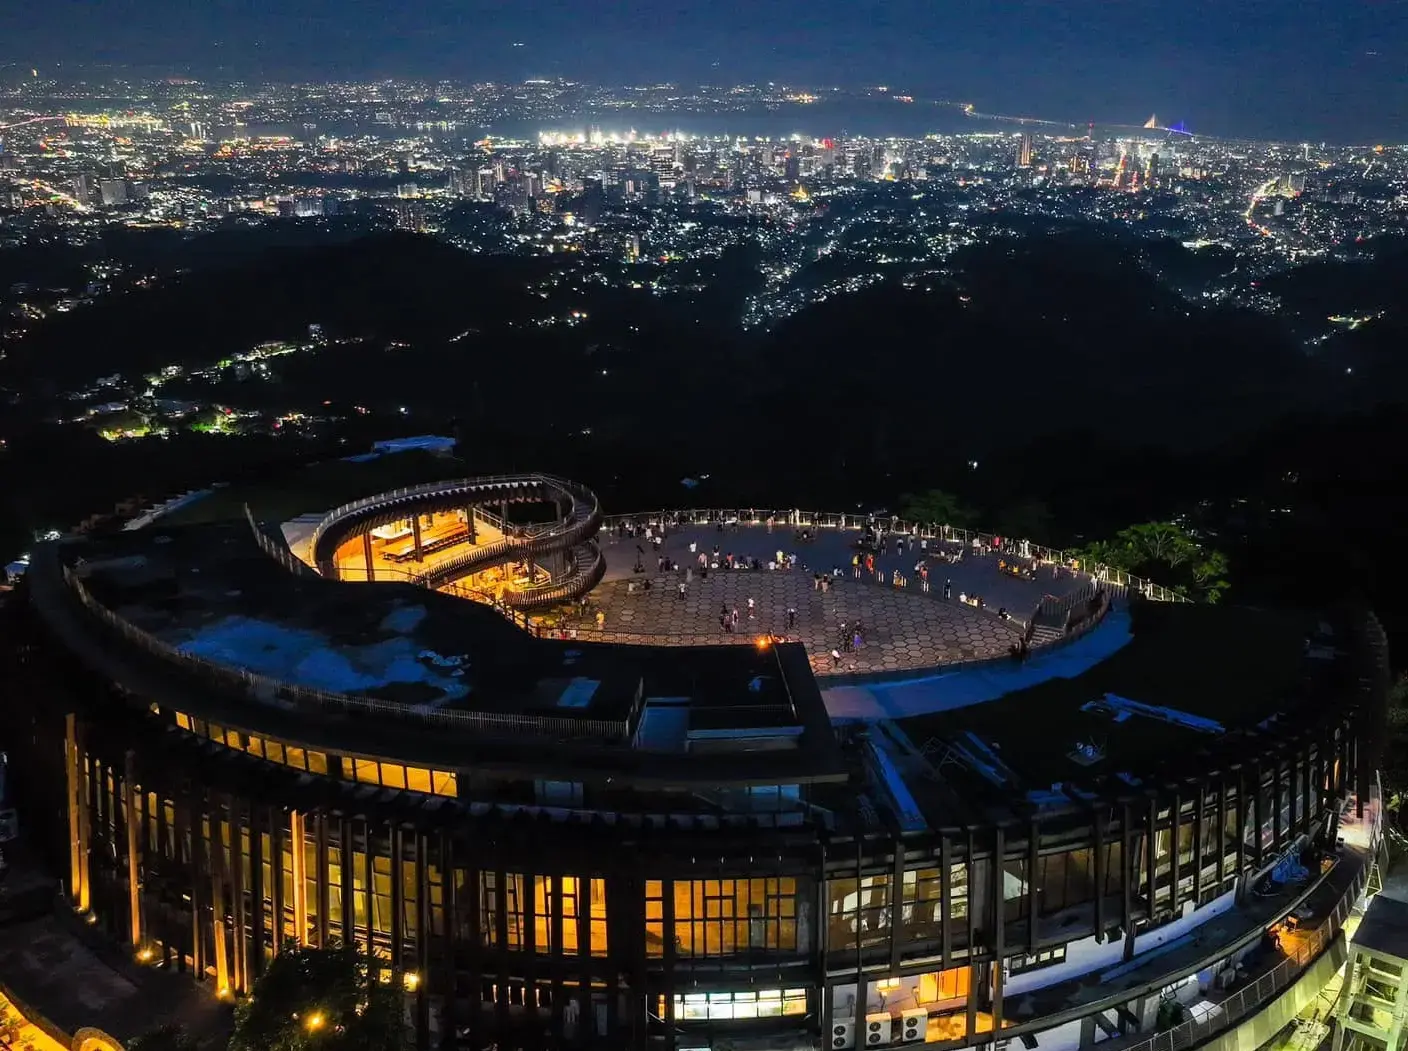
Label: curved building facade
xmin=0 ymin=487 xmax=1389 ymax=1051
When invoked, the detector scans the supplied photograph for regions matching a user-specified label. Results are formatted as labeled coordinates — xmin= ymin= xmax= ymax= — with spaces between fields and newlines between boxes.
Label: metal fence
xmin=58 ymin=564 xmax=628 ymax=743
xmin=243 ymin=503 xmax=319 ymax=578
xmin=599 ymin=509 xmax=1190 ymax=603
xmin=307 ymin=472 xmax=599 ymax=574
xmin=1112 ymin=860 xmax=1366 ymax=1051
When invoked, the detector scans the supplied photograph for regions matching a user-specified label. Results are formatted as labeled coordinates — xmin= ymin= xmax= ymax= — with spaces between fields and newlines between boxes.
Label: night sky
xmin=4 ymin=0 xmax=1407 ymax=142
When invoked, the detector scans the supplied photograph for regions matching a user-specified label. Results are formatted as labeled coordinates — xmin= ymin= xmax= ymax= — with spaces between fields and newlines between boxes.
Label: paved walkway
xmin=576 ymin=523 xmax=1093 ymax=678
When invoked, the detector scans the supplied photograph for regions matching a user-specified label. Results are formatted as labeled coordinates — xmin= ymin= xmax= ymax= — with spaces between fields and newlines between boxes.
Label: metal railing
xmin=309 ymin=472 xmax=600 ymax=573
xmin=244 ymin=504 xmax=319 ymax=578
xmin=599 ymin=510 xmax=1190 ymax=603
xmin=1113 ymin=860 xmax=1366 ymax=1051
xmin=58 ymin=563 xmax=628 ymax=743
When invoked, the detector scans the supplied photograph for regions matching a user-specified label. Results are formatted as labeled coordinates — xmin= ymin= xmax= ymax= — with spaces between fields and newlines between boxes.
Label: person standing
xmin=787 ymin=606 xmax=797 ymax=629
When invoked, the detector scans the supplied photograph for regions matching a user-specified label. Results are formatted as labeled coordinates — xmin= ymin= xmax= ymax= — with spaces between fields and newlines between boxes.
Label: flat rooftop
xmin=1352 ymin=894 xmax=1408 ymax=963
xmin=891 ymin=600 xmax=1345 ymax=819
xmin=38 ymin=522 xmax=846 ymax=783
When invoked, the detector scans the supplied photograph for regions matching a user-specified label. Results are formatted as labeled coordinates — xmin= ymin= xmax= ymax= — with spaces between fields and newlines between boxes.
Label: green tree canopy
xmin=1072 ymin=520 xmax=1228 ymax=602
xmin=897 ymin=489 xmax=976 ymax=529
xmin=229 ymin=945 xmax=407 ymax=1051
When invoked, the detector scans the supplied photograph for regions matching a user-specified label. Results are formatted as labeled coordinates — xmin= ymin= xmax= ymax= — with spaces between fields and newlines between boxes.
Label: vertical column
xmin=340 ymin=820 xmax=355 ymax=951
xmin=1217 ymin=777 xmax=1228 ymax=891
xmin=316 ymin=814 xmax=331 ymax=947
xmin=249 ymin=807 xmax=265 ymax=979
xmin=1027 ymin=820 xmax=1039 ymax=952
xmin=412 ymin=516 xmax=424 ymax=563
xmin=1145 ymin=797 xmax=1157 ymax=921
xmin=1301 ymin=747 xmax=1313 ymax=836
xmin=1272 ymin=759 xmax=1283 ymax=852
xmin=210 ymin=806 xmax=231 ymax=995
xmin=991 ymin=825 xmax=1005 ymax=1035
xmin=466 ymin=505 xmax=477 ymax=544
xmin=290 ymin=810 xmax=308 ymax=947
xmin=1169 ymin=792 xmax=1182 ymax=916
xmin=1093 ymin=811 xmax=1107 ymax=939
xmin=1252 ymin=764 xmax=1265 ymax=870
xmin=271 ymin=809 xmax=287 ymax=954
xmin=550 ymin=874 xmax=565 ymax=1044
xmin=391 ymin=826 xmax=406 ymax=978
xmin=940 ymin=835 xmax=953 ymax=966
xmin=182 ymin=790 xmax=204 ymax=978
xmin=363 ymin=532 xmax=375 ymax=581
xmin=66 ymin=714 xmax=90 ymax=912
xmin=1193 ymin=782 xmax=1205 ymax=905
xmin=890 ymin=838 xmax=905 ymax=972
xmin=440 ymin=834 xmax=460 ymax=1051
xmin=229 ymin=798 xmax=248 ymax=993
xmin=415 ymin=833 xmax=431 ymax=1048
xmin=493 ymin=865 xmax=510 ymax=1038
xmin=363 ymin=824 xmax=376 ymax=966
xmin=1234 ymin=768 xmax=1247 ymax=889
xmin=124 ymin=751 xmax=142 ymax=950
xmin=1120 ymin=802 xmax=1133 ymax=958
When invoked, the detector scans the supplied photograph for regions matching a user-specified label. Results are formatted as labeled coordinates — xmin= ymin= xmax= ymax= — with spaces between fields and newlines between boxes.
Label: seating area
xmin=383 ymin=528 xmax=470 ymax=564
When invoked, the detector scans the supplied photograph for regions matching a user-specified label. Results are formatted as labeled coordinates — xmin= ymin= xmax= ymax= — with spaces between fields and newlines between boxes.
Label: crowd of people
xmin=604 ymin=514 xmax=1048 ymax=641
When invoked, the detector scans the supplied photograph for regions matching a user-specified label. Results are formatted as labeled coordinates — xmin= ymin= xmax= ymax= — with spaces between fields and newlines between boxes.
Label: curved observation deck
xmin=309 ymin=473 xmax=604 ymax=610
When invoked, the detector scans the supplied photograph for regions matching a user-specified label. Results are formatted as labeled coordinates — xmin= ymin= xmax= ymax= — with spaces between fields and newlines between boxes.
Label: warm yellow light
xmin=136 ymin=947 xmax=155 ymax=962
xmin=305 ymin=1012 xmax=325 ymax=1031
xmin=755 ymin=636 xmax=771 ymax=650
xmin=217 ymin=986 xmax=231 ymax=999
xmin=403 ymin=972 xmax=420 ymax=991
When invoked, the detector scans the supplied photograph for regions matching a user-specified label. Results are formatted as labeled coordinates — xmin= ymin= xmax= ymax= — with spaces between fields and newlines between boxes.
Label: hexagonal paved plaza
xmin=566 ymin=521 xmax=1095 ymax=677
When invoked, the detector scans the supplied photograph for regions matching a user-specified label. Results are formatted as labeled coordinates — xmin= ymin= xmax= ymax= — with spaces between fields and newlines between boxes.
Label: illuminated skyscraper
xmin=1145 ymin=152 xmax=1160 ymax=188
xmin=1017 ymin=134 xmax=1033 ymax=168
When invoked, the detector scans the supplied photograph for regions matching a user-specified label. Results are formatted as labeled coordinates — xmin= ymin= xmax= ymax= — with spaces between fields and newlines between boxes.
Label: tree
xmin=0 ymin=999 xmax=34 ymax=1051
xmin=127 ymin=1025 xmax=197 ymax=1051
xmin=1113 ymin=522 xmax=1201 ymax=568
xmin=1073 ymin=521 xmax=1228 ymax=603
xmin=897 ymin=489 xmax=976 ymax=529
xmin=229 ymin=944 xmax=408 ymax=1051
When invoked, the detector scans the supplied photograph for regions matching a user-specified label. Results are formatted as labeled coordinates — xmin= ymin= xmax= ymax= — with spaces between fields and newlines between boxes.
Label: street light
xmin=305 ymin=1012 xmax=325 ymax=1032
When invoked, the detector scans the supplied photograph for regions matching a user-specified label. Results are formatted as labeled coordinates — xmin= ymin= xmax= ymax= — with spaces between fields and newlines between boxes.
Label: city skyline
xmin=2 ymin=0 xmax=1408 ymax=142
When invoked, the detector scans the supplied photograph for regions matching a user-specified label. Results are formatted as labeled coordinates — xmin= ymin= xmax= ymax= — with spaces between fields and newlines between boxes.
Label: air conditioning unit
xmin=900 ymin=1008 xmax=927 ymax=1043
xmin=832 ymin=1019 xmax=857 ymax=1050
xmin=865 ymin=1012 xmax=893 ymax=1046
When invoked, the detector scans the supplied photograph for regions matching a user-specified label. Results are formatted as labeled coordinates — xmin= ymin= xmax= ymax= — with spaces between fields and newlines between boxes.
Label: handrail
xmin=58 ymin=563 xmax=628 ymax=742
xmin=244 ymin=504 xmax=320 ymax=578
xmin=1110 ymin=855 xmax=1367 ymax=1051
xmin=598 ymin=509 xmax=1190 ymax=603
xmin=309 ymin=472 xmax=595 ymax=571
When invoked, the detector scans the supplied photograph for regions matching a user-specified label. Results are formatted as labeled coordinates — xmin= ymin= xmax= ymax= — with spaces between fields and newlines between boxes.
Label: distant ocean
xmin=222 ymin=100 xmax=1000 ymax=143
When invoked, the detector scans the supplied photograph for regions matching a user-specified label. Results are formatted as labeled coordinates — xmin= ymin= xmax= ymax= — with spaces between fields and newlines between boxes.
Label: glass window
xmin=901 ymin=868 xmax=942 ymax=941
xmin=674 ymin=878 xmax=798 ymax=957
xmin=671 ymin=990 xmax=807 ymax=1020
xmin=380 ymin=764 xmax=407 ymax=791
xmin=481 ymin=872 xmax=524 ymax=950
xmin=646 ymin=880 xmax=664 ymax=957
xmin=353 ymin=759 xmax=380 ymax=786
xmin=828 ymin=875 xmax=890 ymax=952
